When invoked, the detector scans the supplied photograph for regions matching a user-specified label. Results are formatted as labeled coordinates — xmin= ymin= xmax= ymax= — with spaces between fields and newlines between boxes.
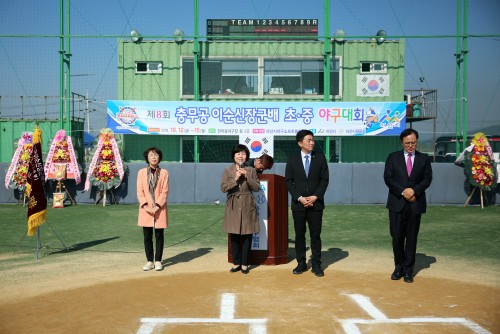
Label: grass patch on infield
xmin=0 ymin=204 xmax=498 ymax=267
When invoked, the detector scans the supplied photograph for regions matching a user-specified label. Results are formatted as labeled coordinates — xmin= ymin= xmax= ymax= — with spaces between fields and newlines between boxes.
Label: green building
xmin=117 ymin=37 xmax=421 ymax=163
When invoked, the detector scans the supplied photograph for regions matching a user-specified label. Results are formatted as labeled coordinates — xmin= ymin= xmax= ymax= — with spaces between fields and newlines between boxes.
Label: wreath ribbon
xmin=5 ymin=134 xmax=32 ymax=189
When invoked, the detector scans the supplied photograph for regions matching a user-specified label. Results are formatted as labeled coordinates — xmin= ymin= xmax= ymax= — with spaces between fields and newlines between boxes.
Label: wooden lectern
xmin=228 ymin=174 xmax=289 ymax=265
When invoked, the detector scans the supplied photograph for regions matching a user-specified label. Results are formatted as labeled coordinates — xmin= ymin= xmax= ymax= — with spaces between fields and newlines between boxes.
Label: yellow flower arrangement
xmin=11 ymin=143 xmax=33 ymax=190
xmin=89 ymin=139 xmax=121 ymax=189
xmin=52 ymin=139 xmax=70 ymax=162
xmin=464 ymin=132 xmax=497 ymax=191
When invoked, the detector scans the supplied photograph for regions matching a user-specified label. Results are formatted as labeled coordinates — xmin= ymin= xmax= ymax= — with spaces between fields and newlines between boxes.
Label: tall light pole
xmin=64 ymin=0 xmax=71 ymax=136
xmin=59 ymin=0 xmax=71 ymax=135
xmin=455 ymin=0 xmax=468 ymax=157
xmin=193 ymin=0 xmax=200 ymax=162
xmin=323 ymin=0 xmax=332 ymax=161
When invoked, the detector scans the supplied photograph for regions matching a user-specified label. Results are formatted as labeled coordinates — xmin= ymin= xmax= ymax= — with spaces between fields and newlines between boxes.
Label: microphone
xmin=239 ymin=161 xmax=245 ymax=180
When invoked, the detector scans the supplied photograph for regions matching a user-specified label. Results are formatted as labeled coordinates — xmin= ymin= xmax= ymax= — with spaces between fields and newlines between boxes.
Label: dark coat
xmin=220 ymin=164 xmax=260 ymax=235
xmin=285 ymin=150 xmax=329 ymax=211
xmin=384 ymin=150 xmax=433 ymax=214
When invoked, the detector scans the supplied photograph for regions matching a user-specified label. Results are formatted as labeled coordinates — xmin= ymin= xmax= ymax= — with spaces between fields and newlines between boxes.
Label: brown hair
xmin=259 ymin=153 xmax=274 ymax=169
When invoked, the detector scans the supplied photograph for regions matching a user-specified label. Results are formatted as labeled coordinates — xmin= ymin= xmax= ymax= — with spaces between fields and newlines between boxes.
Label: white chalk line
xmin=341 ymin=293 xmax=492 ymax=334
xmin=220 ymin=292 xmax=236 ymax=320
xmin=136 ymin=292 xmax=267 ymax=334
xmin=348 ymin=294 xmax=388 ymax=320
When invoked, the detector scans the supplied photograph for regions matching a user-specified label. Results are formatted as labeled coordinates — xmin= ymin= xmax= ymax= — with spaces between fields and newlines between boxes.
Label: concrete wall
xmin=0 ymin=162 xmax=495 ymax=205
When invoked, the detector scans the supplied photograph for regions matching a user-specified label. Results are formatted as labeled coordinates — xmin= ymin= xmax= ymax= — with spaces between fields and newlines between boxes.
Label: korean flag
xmin=356 ymin=74 xmax=390 ymax=97
xmin=240 ymin=134 xmax=274 ymax=159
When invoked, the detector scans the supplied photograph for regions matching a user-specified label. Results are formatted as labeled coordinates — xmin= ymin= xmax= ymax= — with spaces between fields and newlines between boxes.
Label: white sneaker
xmin=155 ymin=261 xmax=163 ymax=271
xmin=143 ymin=261 xmax=154 ymax=271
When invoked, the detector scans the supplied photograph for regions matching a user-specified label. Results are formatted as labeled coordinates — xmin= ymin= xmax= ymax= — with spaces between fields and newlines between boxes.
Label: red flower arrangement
xmin=11 ymin=143 xmax=33 ymax=190
xmin=464 ymin=132 xmax=498 ymax=191
xmin=89 ymin=140 xmax=122 ymax=190
xmin=99 ymin=140 xmax=115 ymax=161
xmin=52 ymin=139 xmax=70 ymax=163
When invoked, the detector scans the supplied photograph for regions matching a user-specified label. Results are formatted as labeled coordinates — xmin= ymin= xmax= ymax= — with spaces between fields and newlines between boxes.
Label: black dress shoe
xmin=241 ymin=267 xmax=250 ymax=274
xmin=292 ymin=263 xmax=308 ymax=275
xmin=391 ymin=270 xmax=403 ymax=280
xmin=230 ymin=266 xmax=241 ymax=273
xmin=311 ymin=266 xmax=324 ymax=277
xmin=404 ymin=274 xmax=414 ymax=283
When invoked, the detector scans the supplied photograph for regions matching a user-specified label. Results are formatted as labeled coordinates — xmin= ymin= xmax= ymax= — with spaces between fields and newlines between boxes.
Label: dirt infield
xmin=0 ymin=248 xmax=498 ymax=334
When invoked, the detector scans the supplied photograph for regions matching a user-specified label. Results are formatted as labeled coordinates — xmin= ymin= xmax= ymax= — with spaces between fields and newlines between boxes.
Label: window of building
xmin=182 ymin=59 xmax=258 ymax=96
xmin=180 ymin=136 xmax=339 ymax=163
xmin=264 ymin=59 xmax=340 ymax=96
xmin=360 ymin=62 xmax=387 ymax=74
xmin=273 ymin=137 xmax=339 ymax=163
xmin=135 ymin=61 xmax=163 ymax=74
xmin=181 ymin=136 xmax=239 ymax=162
xmin=181 ymin=57 xmax=340 ymax=98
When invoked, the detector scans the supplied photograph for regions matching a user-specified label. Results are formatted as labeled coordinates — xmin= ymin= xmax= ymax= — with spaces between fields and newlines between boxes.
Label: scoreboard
xmin=207 ymin=19 xmax=318 ymax=40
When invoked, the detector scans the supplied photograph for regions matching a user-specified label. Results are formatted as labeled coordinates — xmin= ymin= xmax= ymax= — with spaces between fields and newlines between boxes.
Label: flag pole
xmin=36 ymin=226 xmax=41 ymax=260
xmin=27 ymin=125 xmax=68 ymax=259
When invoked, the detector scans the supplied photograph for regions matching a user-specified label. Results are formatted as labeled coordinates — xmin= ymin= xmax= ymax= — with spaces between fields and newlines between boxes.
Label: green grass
xmin=0 ymin=204 xmax=498 ymax=266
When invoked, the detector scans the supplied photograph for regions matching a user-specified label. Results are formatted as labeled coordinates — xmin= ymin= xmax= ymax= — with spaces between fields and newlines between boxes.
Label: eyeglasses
xmin=403 ymin=141 xmax=417 ymax=147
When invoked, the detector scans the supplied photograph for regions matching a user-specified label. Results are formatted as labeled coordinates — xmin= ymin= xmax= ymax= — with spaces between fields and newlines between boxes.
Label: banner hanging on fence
xmin=107 ymin=100 xmax=405 ymax=136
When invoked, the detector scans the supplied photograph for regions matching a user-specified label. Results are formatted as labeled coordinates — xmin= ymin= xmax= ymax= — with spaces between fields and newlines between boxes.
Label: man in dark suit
xmin=384 ymin=128 xmax=432 ymax=283
xmin=285 ymin=130 xmax=329 ymax=277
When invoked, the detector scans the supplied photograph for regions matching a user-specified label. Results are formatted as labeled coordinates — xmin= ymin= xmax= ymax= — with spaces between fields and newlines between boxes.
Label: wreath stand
xmin=54 ymin=179 xmax=76 ymax=206
xmin=95 ymin=188 xmax=117 ymax=207
xmin=18 ymin=190 xmax=27 ymax=207
xmin=463 ymin=187 xmax=486 ymax=209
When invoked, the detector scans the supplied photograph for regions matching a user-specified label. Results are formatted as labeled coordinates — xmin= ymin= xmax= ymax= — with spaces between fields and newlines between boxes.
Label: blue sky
xmin=1 ymin=0 xmax=499 ymax=140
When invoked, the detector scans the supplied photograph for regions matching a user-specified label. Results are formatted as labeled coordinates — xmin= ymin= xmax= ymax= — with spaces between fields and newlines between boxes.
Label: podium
xmin=228 ymin=174 xmax=289 ymax=265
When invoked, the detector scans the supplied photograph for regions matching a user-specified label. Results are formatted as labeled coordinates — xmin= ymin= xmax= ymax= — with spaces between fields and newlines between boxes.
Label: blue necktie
xmin=305 ymin=155 xmax=310 ymax=177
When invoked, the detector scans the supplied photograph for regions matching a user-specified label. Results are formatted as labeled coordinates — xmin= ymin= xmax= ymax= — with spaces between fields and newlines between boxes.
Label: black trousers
xmin=143 ymin=227 xmax=164 ymax=262
xmin=292 ymin=209 xmax=323 ymax=266
xmin=389 ymin=204 xmax=421 ymax=275
xmin=230 ymin=233 xmax=253 ymax=266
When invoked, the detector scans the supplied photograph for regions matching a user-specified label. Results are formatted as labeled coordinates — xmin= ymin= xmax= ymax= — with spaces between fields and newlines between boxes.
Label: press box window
xmin=360 ymin=62 xmax=387 ymax=74
xmin=182 ymin=58 xmax=258 ymax=95
xmin=264 ymin=59 xmax=340 ymax=96
xmin=136 ymin=62 xmax=163 ymax=74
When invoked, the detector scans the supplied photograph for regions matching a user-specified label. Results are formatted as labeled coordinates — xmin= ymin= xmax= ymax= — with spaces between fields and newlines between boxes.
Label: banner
xmin=107 ymin=101 xmax=405 ymax=136
xmin=26 ymin=127 xmax=47 ymax=236
xmin=252 ymin=180 xmax=268 ymax=251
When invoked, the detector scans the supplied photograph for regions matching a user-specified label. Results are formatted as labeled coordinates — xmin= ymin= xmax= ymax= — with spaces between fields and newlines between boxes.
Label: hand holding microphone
xmin=237 ymin=161 xmax=247 ymax=180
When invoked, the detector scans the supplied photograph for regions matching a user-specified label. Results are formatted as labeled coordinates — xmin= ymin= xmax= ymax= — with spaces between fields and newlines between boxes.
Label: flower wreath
xmin=4 ymin=132 xmax=33 ymax=191
xmin=462 ymin=132 xmax=498 ymax=191
xmin=44 ymin=129 xmax=81 ymax=184
xmin=84 ymin=128 xmax=125 ymax=191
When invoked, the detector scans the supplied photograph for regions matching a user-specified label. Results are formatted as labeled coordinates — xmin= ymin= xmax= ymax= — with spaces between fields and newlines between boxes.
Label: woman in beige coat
xmin=137 ymin=147 xmax=169 ymax=271
xmin=220 ymin=144 xmax=260 ymax=274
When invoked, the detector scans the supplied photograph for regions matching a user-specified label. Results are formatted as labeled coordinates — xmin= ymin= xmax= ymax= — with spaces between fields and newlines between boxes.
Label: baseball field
xmin=0 ymin=204 xmax=498 ymax=334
